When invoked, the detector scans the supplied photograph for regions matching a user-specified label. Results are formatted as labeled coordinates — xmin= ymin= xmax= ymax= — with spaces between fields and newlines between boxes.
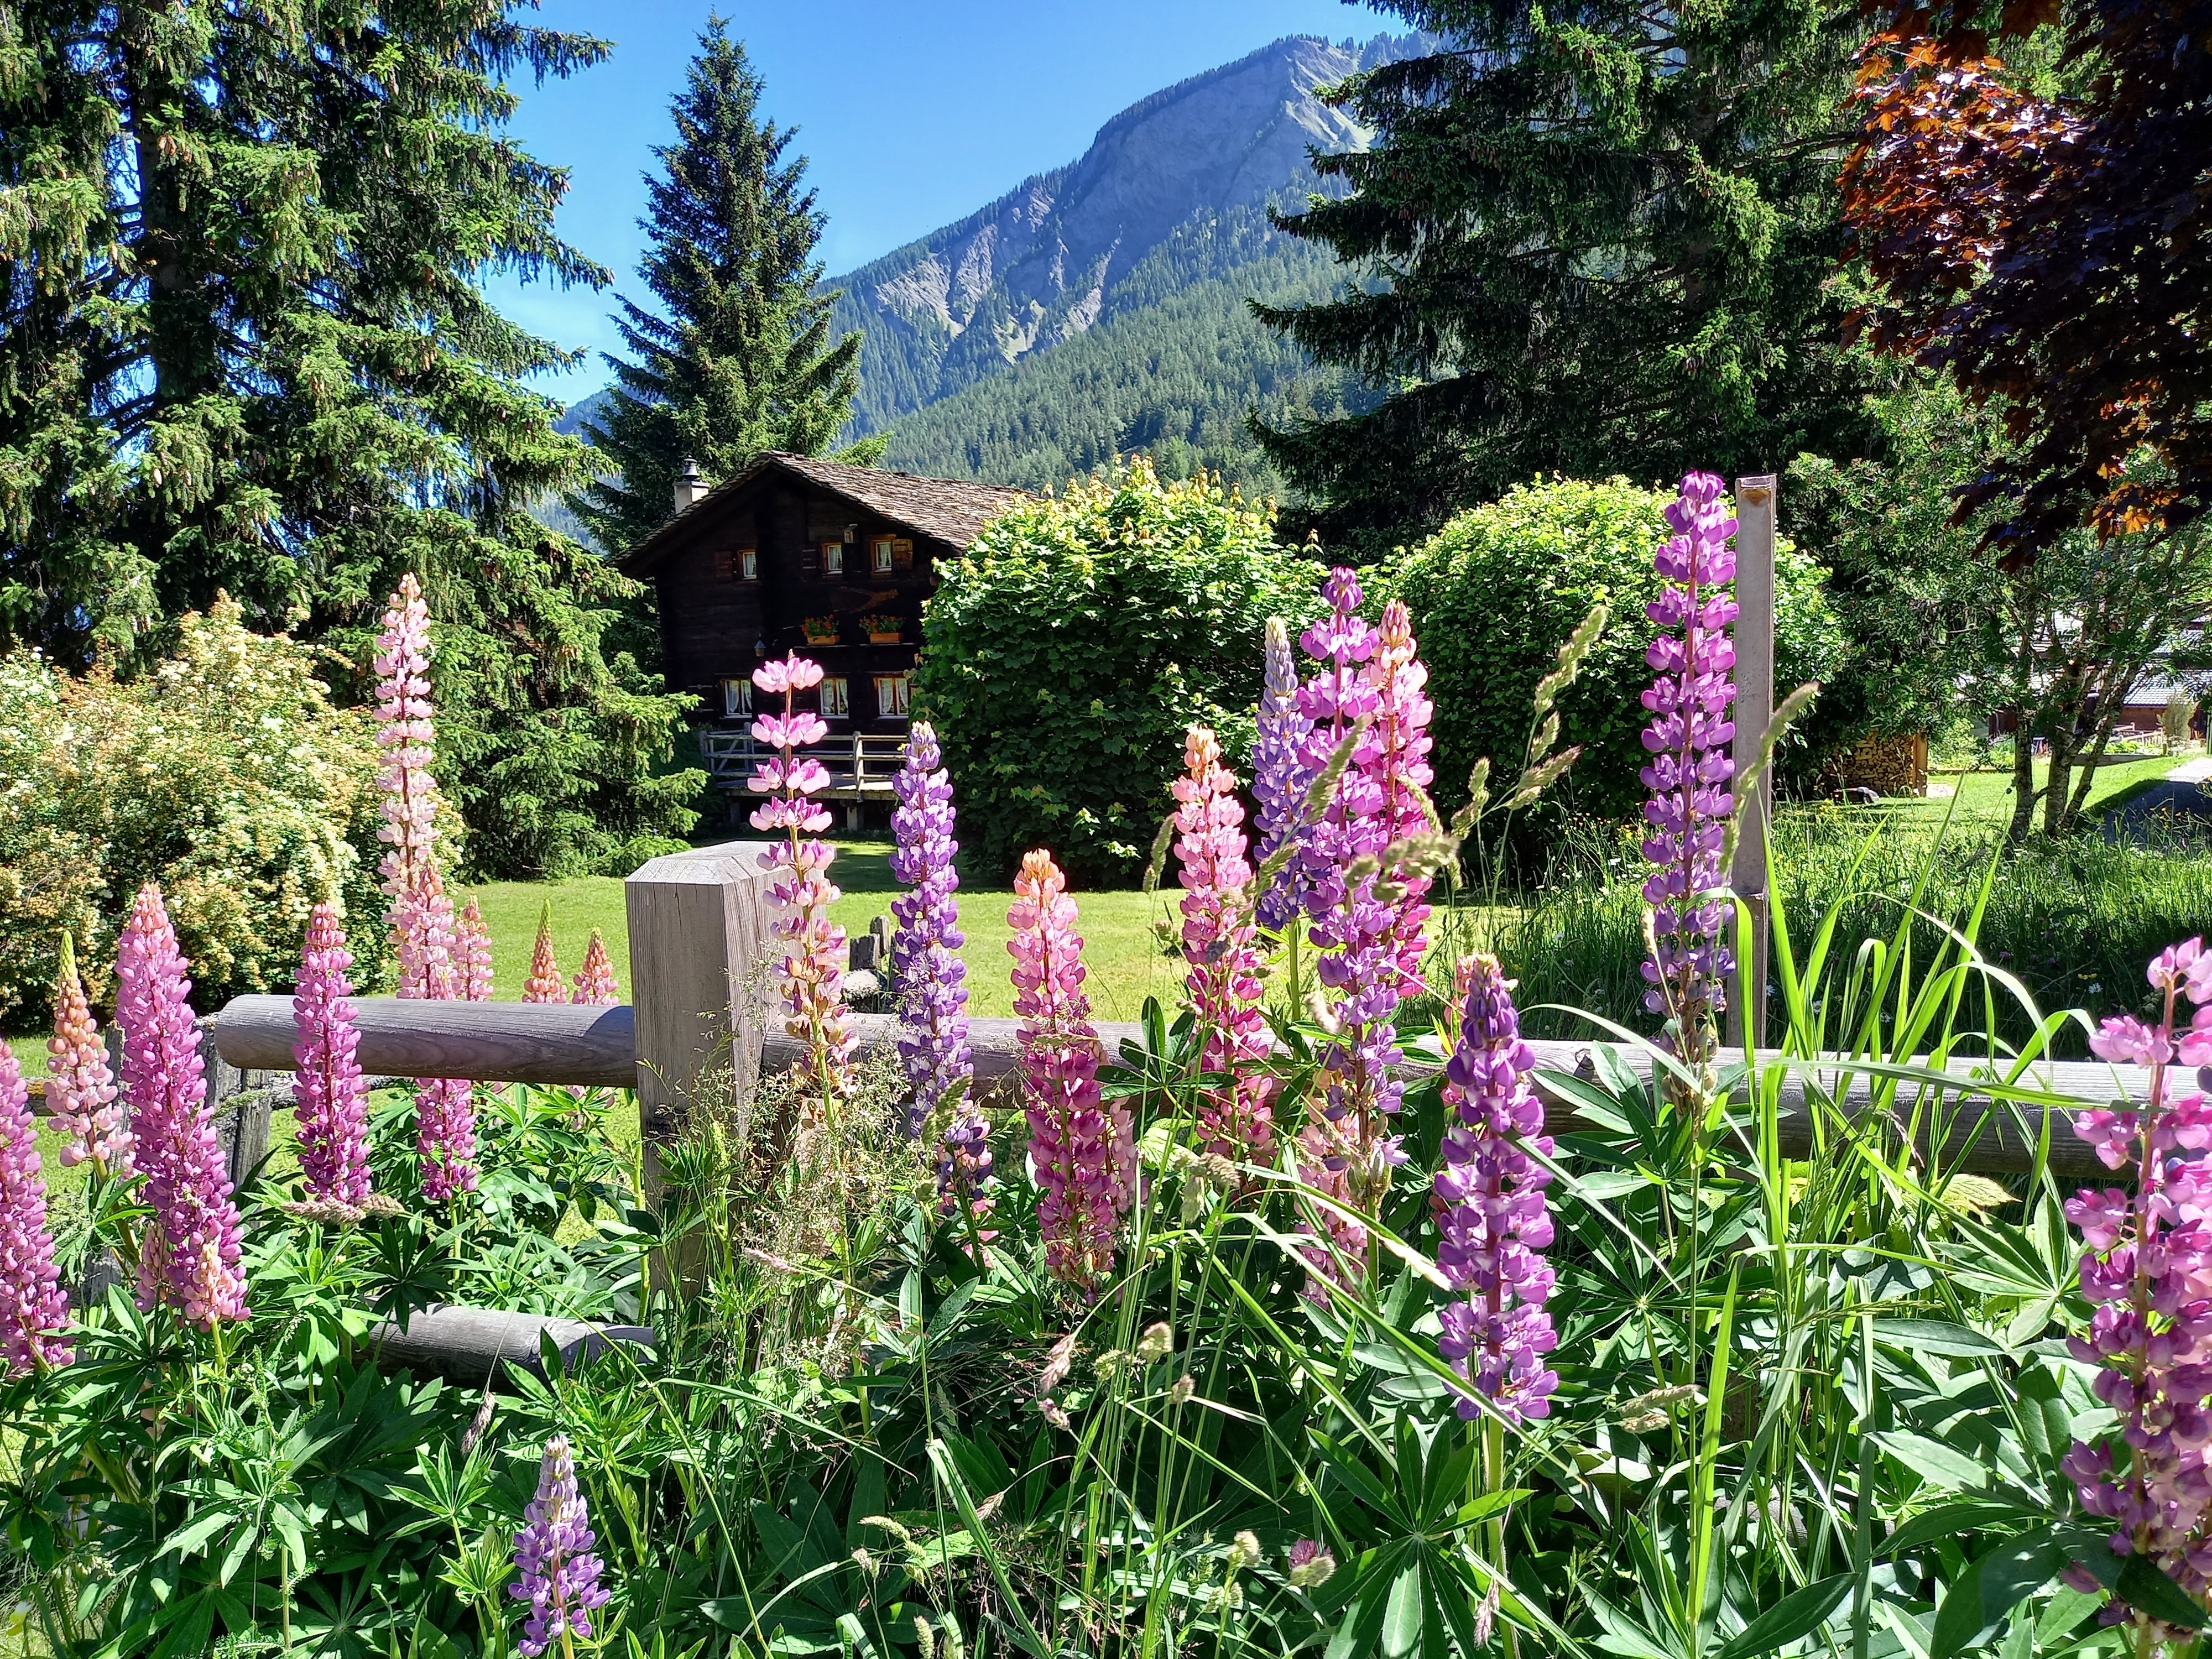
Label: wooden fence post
xmin=1729 ymin=475 xmax=1778 ymax=1050
xmin=623 ymin=841 xmax=781 ymax=1206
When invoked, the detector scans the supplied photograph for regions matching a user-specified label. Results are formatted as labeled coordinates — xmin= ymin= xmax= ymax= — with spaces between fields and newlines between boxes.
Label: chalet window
xmin=872 ymin=536 xmax=895 ymax=573
xmin=823 ymin=540 xmax=844 ymax=576
xmin=721 ymin=678 xmax=752 ymax=718
xmin=874 ymin=672 xmax=912 ymax=719
xmin=717 ymin=548 xmax=758 ymax=582
xmin=820 ymin=676 xmax=850 ymax=719
xmin=738 ymin=549 xmax=758 ymax=581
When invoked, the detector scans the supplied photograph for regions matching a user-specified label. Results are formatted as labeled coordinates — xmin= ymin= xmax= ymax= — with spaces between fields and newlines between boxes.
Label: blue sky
xmin=487 ymin=0 xmax=1386 ymax=405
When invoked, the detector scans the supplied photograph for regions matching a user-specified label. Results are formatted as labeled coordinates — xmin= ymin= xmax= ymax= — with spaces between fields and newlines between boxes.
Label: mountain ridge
xmin=827 ymin=32 xmax=1424 ymax=442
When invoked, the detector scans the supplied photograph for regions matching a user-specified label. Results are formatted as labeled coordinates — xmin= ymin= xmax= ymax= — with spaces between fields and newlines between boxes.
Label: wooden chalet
xmin=617 ymin=452 xmax=1030 ymax=820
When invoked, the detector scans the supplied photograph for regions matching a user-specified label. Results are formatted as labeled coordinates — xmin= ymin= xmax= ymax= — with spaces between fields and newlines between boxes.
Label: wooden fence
xmin=207 ymin=838 xmax=2143 ymax=1183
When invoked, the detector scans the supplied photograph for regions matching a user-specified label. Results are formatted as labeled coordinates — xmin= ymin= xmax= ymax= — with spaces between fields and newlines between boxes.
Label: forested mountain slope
xmin=878 ymin=221 xmax=1369 ymax=493
xmin=827 ymin=33 xmax=1421 ymax=480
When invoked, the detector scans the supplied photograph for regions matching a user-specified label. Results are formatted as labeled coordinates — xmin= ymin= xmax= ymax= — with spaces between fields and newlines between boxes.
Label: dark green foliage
xmin=0 ymin=0 xmax=701 ymax=877
xmin=881 ymin=224 xmax=1371 ymax=497
xmin=916 ymin=459 xmax=1323 ymax=881
xmin=1387 ymin=477 xmax=1841 ymax=830
xmin=577 ymin=19 xmax=869 ymax=557
xmin=1253 ymin=0 xmax=1877 ymax=544
xmin=1784 ymin=371 xmax=2010 ymax=765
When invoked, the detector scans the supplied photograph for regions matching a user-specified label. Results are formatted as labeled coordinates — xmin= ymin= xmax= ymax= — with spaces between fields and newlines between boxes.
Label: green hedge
xmin=1386 ymin=476 xmax=1844 ymax=830
xmin=918 ymin=458 xmax=1324 ymax=882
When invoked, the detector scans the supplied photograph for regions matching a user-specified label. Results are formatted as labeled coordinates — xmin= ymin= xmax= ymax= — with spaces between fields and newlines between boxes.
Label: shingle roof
xmin=617 ymin=451 xmax=1032 ymax=573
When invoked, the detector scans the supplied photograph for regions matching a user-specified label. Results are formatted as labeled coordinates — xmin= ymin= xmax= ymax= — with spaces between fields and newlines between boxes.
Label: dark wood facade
xmin=618 ymin=452 xmax=1029 ymax=735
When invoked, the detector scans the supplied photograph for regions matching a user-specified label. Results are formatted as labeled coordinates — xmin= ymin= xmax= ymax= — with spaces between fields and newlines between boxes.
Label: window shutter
xmin=892 ymin=538 xmax=915 ymax=571
xmin=713 ymin=549 xmax=732 ymax=582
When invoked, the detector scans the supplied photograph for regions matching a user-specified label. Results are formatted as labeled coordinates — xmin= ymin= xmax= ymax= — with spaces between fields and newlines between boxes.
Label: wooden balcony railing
xmin=698 ymin=729 xmax=907 ymax=797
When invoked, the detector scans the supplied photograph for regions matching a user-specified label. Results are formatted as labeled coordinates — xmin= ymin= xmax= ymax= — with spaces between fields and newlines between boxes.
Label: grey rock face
xmin=831 ymin=33 xmax=1431 ymax=433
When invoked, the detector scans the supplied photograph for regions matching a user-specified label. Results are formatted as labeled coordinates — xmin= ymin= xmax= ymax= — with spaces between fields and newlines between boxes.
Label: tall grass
xmin=1474 ymin=806 xmax=2212 ymax=1052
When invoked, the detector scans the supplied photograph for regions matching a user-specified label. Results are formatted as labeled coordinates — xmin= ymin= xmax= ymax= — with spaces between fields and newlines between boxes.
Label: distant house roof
xmin=617 ymin=451 xmax=1032 ymax=574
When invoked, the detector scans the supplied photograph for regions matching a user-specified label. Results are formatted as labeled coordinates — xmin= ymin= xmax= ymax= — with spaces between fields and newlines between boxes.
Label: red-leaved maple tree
xmin=1841 ymin=0 xmax=2212 ymax=565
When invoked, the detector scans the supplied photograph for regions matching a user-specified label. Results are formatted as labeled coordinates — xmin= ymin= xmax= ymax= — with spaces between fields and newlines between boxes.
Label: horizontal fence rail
xmin=212 ymin=997 xmax=636 ymax=1087
xmin=213 ymin=996 xmax=2140 ymax=1178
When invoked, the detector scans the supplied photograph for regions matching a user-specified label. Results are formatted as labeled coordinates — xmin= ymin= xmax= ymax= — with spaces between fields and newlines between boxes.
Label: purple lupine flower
xmin=0 ymin=1045 xmax=71 ymax=1374
xmin=2057 ymin=938 xmax=2212 ymax=1636
xmin=293 ymin=902 xmax=372 ymax=1208
xmin=509 ymin=1434 xmax=611 ymax=1657
xmin=1435 ymin=955 xmax=1558 ymax=1423
xmin=936 ymin=1114 xmax=997 ymax=1245
xmin=1251 ymin=617 xmax=1315 ymax=932
xmin=1011 ymin=850 xmax=1130 ymax=1297
xmin=47 ymin=933 xmax=131 ymax=1177
xmin=118 ymin=885 xmax=248 ymax=1329
xmin=1294 ymin=578 xmax=1437 ymax=1294
xmin=890 ymin=721 xmax=974 ymax=1138
xmin=1639 ymin=473 xmax=1738 ymax=1063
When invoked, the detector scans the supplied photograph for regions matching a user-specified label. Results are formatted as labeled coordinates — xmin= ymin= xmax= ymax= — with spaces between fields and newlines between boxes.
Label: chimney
xmin=672 ymin=457 xmax=709 ymax=514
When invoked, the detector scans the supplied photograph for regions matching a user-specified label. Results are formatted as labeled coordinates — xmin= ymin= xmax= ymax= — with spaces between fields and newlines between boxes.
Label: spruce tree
xmin=577 ymin=18 xmax=870 ymax=556
xmin=1253 ymin=0 xmax=1877 ymax=543
xmin=0 ymin=0 xmax=701 ymax=876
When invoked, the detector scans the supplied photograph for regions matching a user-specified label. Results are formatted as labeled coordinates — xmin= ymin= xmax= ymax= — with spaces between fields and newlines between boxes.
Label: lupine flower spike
xmin=0 ymin=1046 xmax=71 ymax=1374
xmin=509 ymin=1434 xmax=611 ymax=1658
xmin=1295 ymin=575 xmax=1437 ymax=1295
xmin=117 ymin=885 xmax=248 ymax=1329
xmin=457 ymin=900 xmax=494 ymax=1002
xmin=48 ymin=932 xmax=131 ymax=1176
xmin=1171 ymin=726 xmax=1275 ymax=1173
xmin=1639 ymin=472 xmax=1738 ymax=1072
xmin=2059 ymin=937 xmax=2212 ymax=1638
xmin=524 ymin=904 xmax=565 ymax=1003
xmin=1011 ymin=851 xmax=1131 ymax=1296
xmin=1250 ymin=617 xmax=1315 ymax=932
xmin=748 ymin=653 xmax=855 ymax=1130
xmin=571 ymin=931 xmax=618 ymax=1005
xmin=890 ymin=723 xmax=987 ymax=1233
xmin=1436 ymin=955 xmax=1558 ymax=1422
xmin=293 ymin=904 xmax=372 ymax=1208
xmin=375 ymin=576 xmax=477 ymax=1201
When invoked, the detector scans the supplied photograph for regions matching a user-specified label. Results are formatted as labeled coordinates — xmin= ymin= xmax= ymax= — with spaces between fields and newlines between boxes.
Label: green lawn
xmin=462 ymin=839 xmax=1191 ymax=1023
xmin=1914 ymin=754 xmax=2177 ymax=823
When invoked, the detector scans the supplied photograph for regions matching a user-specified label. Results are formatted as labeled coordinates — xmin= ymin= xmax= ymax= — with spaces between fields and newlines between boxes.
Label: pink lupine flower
xmin=456 ymin=899 xmax=494 ymax=1001
xmin=2059 ymin=936 xmax=2212 ymax=1636
xmin=374 ymin=572 xmax=446 ymax=907
xmin=1639 ymin=473 xmax=1738 ymax=1063
xmin=293 ymin=903 xmax=372 ymax=1208
xmin=748 ymin=652 xmax=854 ymax=1126
xmin=117 ymin=885 xmax=248 ymax=1329
xmin=1435 ymin=956 xmax=1558 ymax=1423
xmin=47 ymin=934 xmax=131 ymax=1176
xmin=1010 ymin=850 xmax=1131 ymax=1296
xmin=0 ymin=1046 xmax=71 ymax=1374
xmin=524 ymin=905 xmax=565 ymax=1004
xmin=509 ymin=1434 xmax=611 ymax=1657
xmin=1171 ymin=726 xmax=1275 ymax=1171
xmin=1293 ymin=576 xmax=1437 ymax=1293
xmin=375 ymin=578 xmax=478 ymax=1199
xmin=571 ymin=931 xmax=618 ymax=1005
xmin=415 ymin=1076 xmax=479 ymax=1203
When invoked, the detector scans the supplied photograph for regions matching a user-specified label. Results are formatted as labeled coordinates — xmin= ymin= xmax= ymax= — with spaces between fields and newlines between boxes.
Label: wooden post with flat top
xmin=623 ymin=841 xmax=781 ymax=1206
xmin=1728 ymin=476 xmax=1778 ymax=1051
